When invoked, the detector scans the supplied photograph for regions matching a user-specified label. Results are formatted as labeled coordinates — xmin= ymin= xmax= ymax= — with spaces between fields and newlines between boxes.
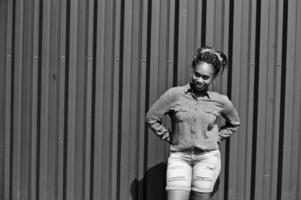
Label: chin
xmin=196 ymin=88 xmax=205 ymax=92
xmin=193 ymin=85 xmax=206 ymax=91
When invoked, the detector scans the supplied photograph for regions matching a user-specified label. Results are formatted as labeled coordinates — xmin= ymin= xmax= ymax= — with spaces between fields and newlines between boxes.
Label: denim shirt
xmin=145 ymin=83 xmax=240 ymax=151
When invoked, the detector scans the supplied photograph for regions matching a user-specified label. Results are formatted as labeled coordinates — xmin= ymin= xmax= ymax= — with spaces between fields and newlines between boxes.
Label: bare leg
xmin=168 ymin=190 xmax=190 ymax=200
xmin=190 ymin=191 xmax=211 ymax=200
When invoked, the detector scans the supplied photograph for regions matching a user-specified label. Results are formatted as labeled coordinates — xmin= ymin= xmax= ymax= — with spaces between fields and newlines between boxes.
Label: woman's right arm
xmin=145 ymin=88 xmax=174 ymax=143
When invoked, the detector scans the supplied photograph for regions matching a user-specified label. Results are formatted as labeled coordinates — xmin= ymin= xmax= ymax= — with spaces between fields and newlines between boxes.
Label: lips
xmin=190 ymin=81 xmax=208 ymax=92
xmin=193 ymin=83 xmax=205 ymax=88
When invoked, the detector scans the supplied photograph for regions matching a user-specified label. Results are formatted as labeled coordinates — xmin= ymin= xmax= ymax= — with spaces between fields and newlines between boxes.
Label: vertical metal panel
xmin=84 ymin=0 xmax=94 ymax=199
xmin=227 ymin=0 xmax=242 ymax=198
xmin=254 ymin=0 xmax=269 ymax=199
xmin=39 ymin=0 xmax=51 ymax=198
xmin=1 ymin=1 xmax=12 ymax=200
xmin=272 ymin=1 xmax=285 ymax=200
xmin=295 ymin=3 xmax=301 ymax=200
xmin=65 ymin=0 xmax=78 ymax=198
xmin=12 ymin=1 xmax=24 ymax=199
xmin=1 ymin=0 xmax=301 ymax=200
xmin=263 ymin=1 xmax=281 ymax=199
xmin=30 ymin=0 xmax=40 ymax=199
xmin=57 ymin=1 xmax=67 ymax=199
xmin=236 ymin=1 xmax=252 ymax=199
xmin=281 ymin=0 xmax=300 ymax=199
xmin=247 ymin=1 xmax=257 ymax=200
xmin=120 ymin=0 xmax=134 ymax=199
xmin=93 ymin=0 xmax=105 ymax=199
xmin=0 ymin=0 xmax=6 ymax=197
xmin=111 ymin=0 xmax=122 ymax=200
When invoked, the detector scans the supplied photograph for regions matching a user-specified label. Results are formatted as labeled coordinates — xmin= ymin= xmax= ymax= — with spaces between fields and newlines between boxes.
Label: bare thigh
xmin=168 ymin=190 xmax=190 ymax=200
xmin=190 ymin=191 xmax=211 ymax=200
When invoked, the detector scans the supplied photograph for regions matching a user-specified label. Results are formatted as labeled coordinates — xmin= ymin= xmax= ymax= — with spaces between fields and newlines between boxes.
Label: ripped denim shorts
xmin=166 ymin=149 xmax=221 ymax=193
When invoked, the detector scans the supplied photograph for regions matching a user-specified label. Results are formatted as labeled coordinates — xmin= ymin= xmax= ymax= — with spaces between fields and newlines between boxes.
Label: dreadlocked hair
xmin=191 ymin=46 xmax=228 ymax=77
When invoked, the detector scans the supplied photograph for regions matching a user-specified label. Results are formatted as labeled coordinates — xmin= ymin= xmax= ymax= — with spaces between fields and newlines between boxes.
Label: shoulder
xmin=164 ymin=85 xmax=187 ymax=95
xmin=156 ymin=86 xmax=182 ymax=99
xmin=208 ymin=91 xmax=232 ymax=105
xmin=159 ymin=85 xmax=187 ymax=102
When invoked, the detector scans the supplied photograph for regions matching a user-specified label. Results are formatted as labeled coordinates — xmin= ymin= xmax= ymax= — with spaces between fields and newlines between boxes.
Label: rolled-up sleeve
xmin=145 ymin=89 xmax=174 ymax=142
xmin=219 ymin=96 xmax=240 ymax=139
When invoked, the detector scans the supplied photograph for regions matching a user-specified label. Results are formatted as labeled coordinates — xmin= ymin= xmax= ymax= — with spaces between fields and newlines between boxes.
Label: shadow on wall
xmin=130 ymin=162 xmax=220 ymax=200
xmin=131 ymin=162 xmax=167 ymax=200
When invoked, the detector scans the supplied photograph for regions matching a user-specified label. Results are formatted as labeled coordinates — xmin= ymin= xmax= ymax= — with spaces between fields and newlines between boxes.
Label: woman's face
xmin=191 ymin=62 xmax=215 ymax=92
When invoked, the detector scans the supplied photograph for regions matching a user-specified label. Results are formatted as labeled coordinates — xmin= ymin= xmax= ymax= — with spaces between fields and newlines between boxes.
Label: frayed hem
xmin=191 ymin=187 xmax=214 ymax=193
xmin=166 ymin=187 xmax=191 ymax=192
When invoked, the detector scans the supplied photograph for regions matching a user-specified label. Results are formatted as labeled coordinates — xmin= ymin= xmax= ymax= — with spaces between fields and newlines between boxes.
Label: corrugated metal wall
xmin=0 ymin=0 xmax=301 ymax=200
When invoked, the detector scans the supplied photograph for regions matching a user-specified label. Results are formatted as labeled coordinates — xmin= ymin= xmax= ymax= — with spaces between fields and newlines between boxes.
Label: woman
xmin=145 ymin=47 xmax=240 ymax=200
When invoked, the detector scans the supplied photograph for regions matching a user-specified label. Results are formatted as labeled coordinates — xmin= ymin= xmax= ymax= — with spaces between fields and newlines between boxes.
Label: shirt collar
xmin=184 ymin=83 xmax=211 ymax=99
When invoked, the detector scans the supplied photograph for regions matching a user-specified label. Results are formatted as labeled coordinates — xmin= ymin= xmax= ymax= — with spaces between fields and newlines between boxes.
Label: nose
xmin=195 ymin=77 xmax=204 ymax=84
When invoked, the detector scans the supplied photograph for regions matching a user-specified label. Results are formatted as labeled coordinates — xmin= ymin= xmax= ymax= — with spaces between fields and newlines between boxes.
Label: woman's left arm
xmin=219 ymin=95 xmax=240 ymax=140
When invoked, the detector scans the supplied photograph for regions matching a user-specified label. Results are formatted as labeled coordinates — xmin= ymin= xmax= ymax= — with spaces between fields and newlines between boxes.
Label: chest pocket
xmin=173 ymin=106 xmax=190 ymax=122
xmin=203 ymin=108 xmax=220 ymax=124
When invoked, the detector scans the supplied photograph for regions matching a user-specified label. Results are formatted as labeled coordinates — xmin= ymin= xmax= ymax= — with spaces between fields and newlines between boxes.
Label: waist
xmin=169 ymin=146 xmax=218 ymax=153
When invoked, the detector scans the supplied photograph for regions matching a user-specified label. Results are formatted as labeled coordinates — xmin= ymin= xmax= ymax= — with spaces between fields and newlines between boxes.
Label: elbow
xmin=234 ymin=122 xmax=241 ymax=133
xmin=233 ymin=118 xmax=240 ymax=128
xmin=145 ymin=111 xmax=153 ymax=125
xmin=234 ymin=121 xmax=240 ymax=130
xmin=145 ymin=111 xmax=161 ymax=128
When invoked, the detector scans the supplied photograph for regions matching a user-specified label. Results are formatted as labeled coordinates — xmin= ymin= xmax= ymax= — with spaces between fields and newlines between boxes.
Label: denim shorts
xmin=166 ymin=149 xmax=221 ymax=193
